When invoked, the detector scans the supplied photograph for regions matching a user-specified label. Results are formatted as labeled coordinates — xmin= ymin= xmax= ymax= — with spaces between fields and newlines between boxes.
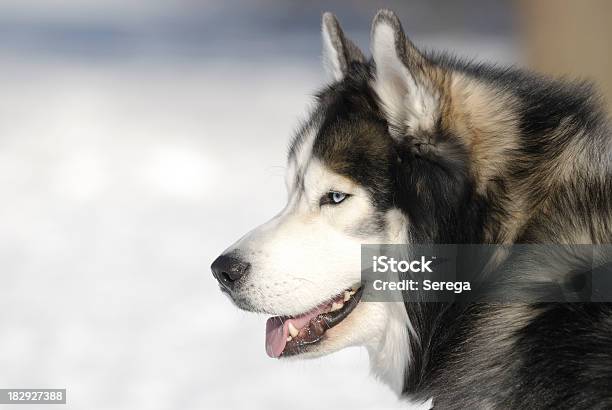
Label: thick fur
xmin=213 ymin=10 xmax=612 ymax=408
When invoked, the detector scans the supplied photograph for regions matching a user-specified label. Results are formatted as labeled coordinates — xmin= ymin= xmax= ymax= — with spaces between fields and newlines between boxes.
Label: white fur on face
xmin=221 ymin=125 xmax=413 ymax=391
xmin=226 ymin=158 xmax=375 ymax=315
xmin=290 ymin=208 xmax=414 ymax=395
xmin=371 ymin=22 xmax=438 ymax=138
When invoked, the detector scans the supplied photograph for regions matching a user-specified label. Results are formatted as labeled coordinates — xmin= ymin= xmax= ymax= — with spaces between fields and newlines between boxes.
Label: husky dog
xmin=211 ymin=9 xmax=612 ymax=408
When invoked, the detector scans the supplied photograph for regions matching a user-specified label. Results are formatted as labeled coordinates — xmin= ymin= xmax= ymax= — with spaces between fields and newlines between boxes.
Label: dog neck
xmin=366 ymin=302 xmax=412 ymax=395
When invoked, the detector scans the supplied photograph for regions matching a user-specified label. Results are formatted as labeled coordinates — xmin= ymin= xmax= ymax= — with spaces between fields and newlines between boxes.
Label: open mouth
xmin=265 ymin=286 xmax=363 ymax=358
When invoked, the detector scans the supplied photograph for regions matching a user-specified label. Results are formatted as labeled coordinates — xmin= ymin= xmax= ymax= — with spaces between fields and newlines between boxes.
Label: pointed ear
xmin=370 ymin=10 xmax=439 ymax=139
xmin=321 ymin=12 xmax=365 ymax=82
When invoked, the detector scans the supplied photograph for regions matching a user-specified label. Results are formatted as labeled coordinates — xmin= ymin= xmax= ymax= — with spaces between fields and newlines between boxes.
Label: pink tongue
xmin=265 ymin=308 xmax=323 ymax=358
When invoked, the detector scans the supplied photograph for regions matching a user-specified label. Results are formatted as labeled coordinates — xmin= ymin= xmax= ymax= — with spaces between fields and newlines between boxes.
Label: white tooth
xmin=331 ymin=301 xmax=343 ymax=311
xmin=344 ymin=291 xmax=351 ymax=302
xmin=288 ymin=322 xmax=299 ymax=338
xmin=286 ymin=336 xmax=292 ymax=342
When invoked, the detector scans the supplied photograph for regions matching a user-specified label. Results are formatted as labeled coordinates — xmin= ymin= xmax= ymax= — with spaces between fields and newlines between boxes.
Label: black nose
xmin=211 ymin=253 xmax=250 ymax=291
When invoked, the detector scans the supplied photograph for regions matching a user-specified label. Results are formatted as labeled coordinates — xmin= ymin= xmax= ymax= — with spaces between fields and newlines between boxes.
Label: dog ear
xmin=321 ymin=12 xmax=365 ymax=82
xmin=370 ymin=9 xmax=440 ymax=141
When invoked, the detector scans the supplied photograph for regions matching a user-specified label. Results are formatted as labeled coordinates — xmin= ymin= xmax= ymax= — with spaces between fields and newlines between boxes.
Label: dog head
xmin=211 ymin=9 xmax=509 ymax=386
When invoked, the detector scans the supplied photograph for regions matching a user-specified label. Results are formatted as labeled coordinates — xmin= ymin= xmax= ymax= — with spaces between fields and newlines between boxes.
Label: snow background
xmin=0 ymin=1 xmax=518 ymax=409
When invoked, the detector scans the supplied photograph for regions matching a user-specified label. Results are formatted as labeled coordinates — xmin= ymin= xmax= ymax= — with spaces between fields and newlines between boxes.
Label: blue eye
xmin=321 ymin=191 xmax=349 ymax=206
xmin=332 ymin=192 xmax=346 ymax=203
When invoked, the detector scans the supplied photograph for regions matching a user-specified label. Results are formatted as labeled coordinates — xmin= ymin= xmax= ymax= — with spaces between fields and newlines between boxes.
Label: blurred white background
xmin=0 ymin=1 xmax=518 ymax=409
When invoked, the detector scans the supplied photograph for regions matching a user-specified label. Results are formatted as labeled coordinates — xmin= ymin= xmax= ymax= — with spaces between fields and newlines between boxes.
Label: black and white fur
xmin=212 ymin=10 xmax=612 ymax=408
